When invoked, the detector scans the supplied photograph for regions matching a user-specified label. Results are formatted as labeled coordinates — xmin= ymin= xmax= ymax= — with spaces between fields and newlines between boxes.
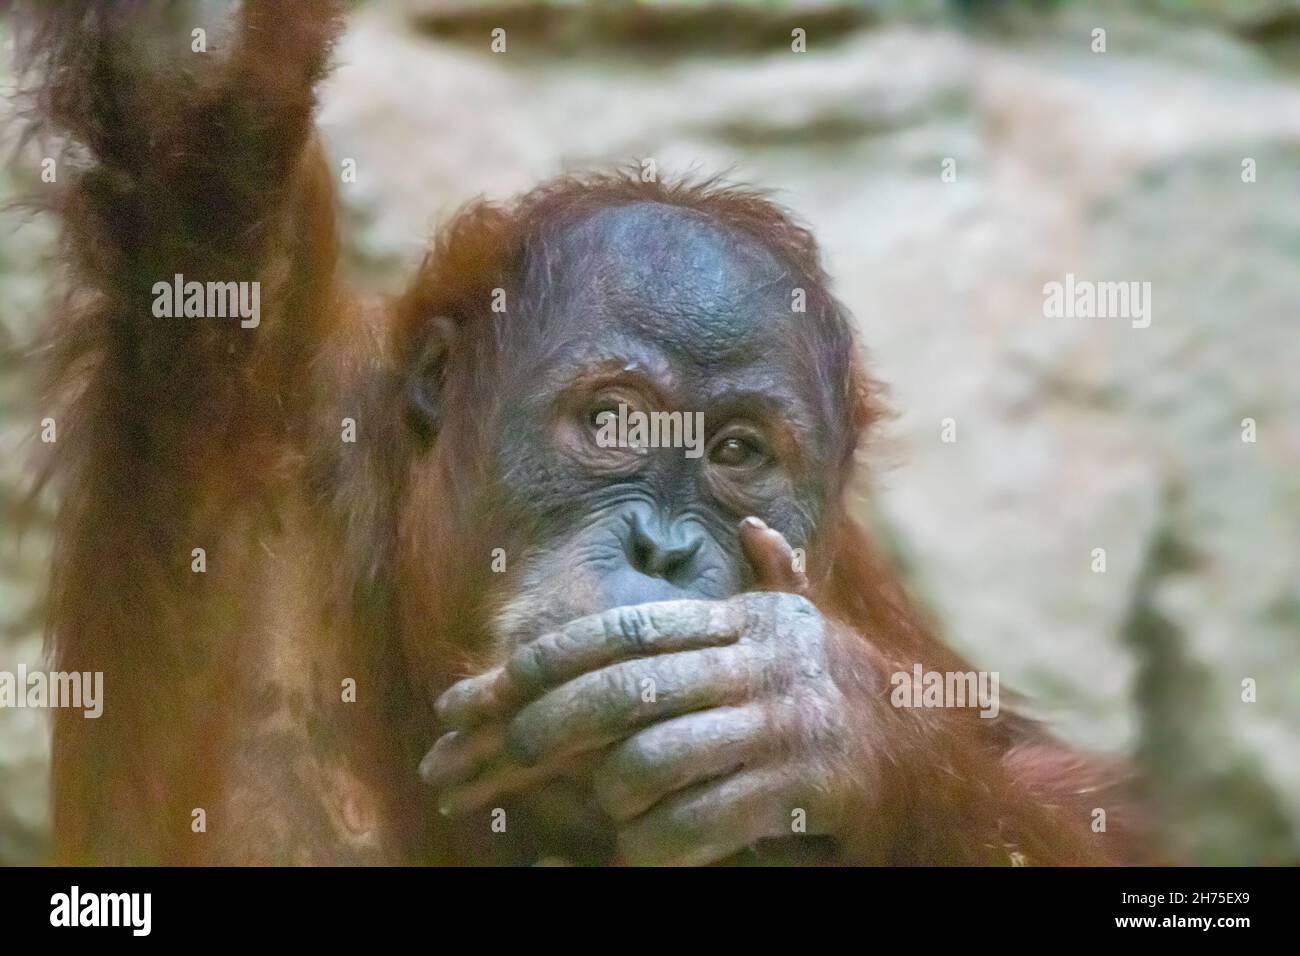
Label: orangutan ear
xmin=406 ymin=315 xmax=458 ymax=441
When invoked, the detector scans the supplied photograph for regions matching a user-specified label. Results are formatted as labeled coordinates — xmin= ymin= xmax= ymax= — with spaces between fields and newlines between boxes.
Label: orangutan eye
xmin=710 ymin=434 xmax=765 ymax=468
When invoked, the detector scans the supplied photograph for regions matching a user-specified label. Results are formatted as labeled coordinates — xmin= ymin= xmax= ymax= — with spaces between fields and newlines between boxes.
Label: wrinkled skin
xmin=424 ymin=520 xmax=888 ymax=865
xmin=419 ymin=204 xmax=884 ymax=864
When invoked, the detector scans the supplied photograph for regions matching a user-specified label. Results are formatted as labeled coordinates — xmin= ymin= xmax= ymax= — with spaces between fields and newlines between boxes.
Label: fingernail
xmin=418 ymin=753 xmax=438 ymax=785
xmin=741 ymin=516 xmax=767 ymax=530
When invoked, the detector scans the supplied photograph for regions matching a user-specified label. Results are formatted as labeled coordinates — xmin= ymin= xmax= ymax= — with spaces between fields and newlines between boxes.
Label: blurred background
xmin=1 ymin=0 xmax=1297 ymax=865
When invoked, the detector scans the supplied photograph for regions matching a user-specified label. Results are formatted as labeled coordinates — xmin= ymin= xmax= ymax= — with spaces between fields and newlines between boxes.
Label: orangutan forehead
xmin=525 ymin=201 xmax=800 ymax=363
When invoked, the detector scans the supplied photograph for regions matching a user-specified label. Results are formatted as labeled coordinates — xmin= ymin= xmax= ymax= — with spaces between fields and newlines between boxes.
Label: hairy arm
xmin=25 ymin=0 xmax=342 ymax=455
xmin=18 ymin=0 xmax=388 ymax=863
xmin=841 ymin=675 xmax=1146 ymax=865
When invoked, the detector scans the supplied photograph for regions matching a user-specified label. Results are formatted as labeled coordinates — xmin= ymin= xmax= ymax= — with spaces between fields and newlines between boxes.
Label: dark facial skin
xmin=485 ymin=202 xmax=837 ymax=650
xmin=422 ymin=203 xmax=884 ymax=864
